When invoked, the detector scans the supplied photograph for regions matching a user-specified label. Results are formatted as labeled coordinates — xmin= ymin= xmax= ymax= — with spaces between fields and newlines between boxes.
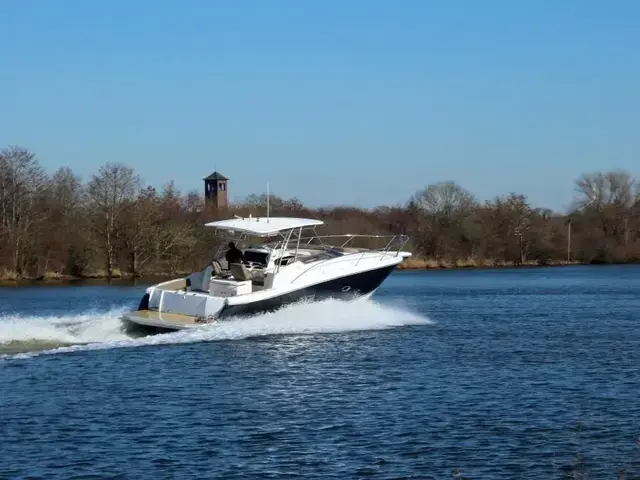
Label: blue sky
xmin=1 ymin=0 xmax=638 ymax=211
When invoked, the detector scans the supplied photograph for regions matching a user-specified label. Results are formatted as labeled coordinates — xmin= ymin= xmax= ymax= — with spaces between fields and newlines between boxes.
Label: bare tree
xmin=407 ymin=182 xmax=477 ymax=259
xmin=573 ymin=170 xmax=636 ymax=257
xmin=574 ymin=170 xmax=635 ymax=209
xmin=606 ymin=171 xmax=635 ymax=207
xmin=152 ymin=222 xmax=197 ymax=273
xmin=3 ymin=142 xmax=640 ymax=279
xmin=410 ymin=181 xmax=476 ymax=223
xmin=160 ymin=181 xmax=182 ymax=216
xmin=0 ymin=146 xmax=47 ymax=273
xmin=283 ymin=197 xmax=305 ymax=212
xmin=39 ymin=166 xmax=85 ymax=274
xmin=242 ymin=192 xmax=284 ymax=213
xmin=50 ymin=166 xmax=84 ymax=223
xmin=183 ymin=190 xmax=204 ymax=214
xmin=121 ymin=186 xmax=159 ymax=276
xmin=87 ymin=163 xmax=140 ymax=279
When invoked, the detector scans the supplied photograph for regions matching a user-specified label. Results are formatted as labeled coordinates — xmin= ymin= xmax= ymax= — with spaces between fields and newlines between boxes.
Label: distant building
xmin=204 ymin=171 xmax=228 ymax=209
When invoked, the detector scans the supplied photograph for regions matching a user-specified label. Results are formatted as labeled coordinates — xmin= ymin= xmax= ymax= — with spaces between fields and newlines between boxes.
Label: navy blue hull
xmin=127 ymin=264 xmax=398 ymax=334
xmin=218 ymin=264 xmax=397 ymax=319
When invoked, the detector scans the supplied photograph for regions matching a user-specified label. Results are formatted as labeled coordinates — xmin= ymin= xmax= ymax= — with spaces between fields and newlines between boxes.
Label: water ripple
xmin=1 ymin=266 xmax=640 ymax=479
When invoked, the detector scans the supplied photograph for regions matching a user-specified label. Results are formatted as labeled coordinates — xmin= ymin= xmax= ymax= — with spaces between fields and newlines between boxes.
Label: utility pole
xmin=567 ymin=219 xmax=571 ymax=263
xmin=514 ymin=227 xmax=523 ymax=265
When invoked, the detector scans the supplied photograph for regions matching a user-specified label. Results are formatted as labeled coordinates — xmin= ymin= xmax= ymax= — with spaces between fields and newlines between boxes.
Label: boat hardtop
xmin=204 ymin=216 xmax=324 ymax=236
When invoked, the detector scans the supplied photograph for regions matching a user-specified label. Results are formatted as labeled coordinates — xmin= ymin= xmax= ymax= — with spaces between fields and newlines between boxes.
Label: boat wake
xmin=0 ymin=298 xmax=431 ymax=360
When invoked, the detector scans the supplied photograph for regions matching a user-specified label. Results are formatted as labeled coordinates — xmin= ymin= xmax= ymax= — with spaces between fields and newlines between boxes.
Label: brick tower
xmin=204 ymin=171 xmax=228 ymax=209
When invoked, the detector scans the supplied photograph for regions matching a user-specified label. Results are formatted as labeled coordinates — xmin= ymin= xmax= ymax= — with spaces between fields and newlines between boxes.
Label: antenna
xmin=266 ymin=181 xmax=270 ymax=222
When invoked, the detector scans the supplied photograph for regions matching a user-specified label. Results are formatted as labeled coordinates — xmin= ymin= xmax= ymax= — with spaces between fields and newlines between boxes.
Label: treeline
xmin=1 ymin=145 xmax=639 ymax=280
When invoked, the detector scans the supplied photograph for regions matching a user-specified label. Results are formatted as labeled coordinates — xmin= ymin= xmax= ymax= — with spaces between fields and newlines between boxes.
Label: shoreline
xmin=395 ymin=258 xmax=584 ymax=270
xmin=0 ymin=259 xmax=636 ymax=286
xmin=0 ymin=270 xmax=192 ymax=287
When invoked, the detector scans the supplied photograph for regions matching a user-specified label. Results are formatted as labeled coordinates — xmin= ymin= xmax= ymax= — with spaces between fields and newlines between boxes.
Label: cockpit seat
xmin=229 ymin=263 xmax=264 ymax=286
xmin=187 ymin=265 xmax=213 ymax=292
xmin=186 ymin=261 xmax=233 ymax=292
xmin=211 ymin=260 xmax=223 ymax=276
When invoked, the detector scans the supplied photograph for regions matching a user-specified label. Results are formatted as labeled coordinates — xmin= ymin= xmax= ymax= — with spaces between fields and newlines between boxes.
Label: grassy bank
xmin=0 ymin=268 xmax=192 ymax=286
xmin=0 ymin=268 xmax=131 ymax=283
xmin=396 ymin=257 xmax=584 ymax=270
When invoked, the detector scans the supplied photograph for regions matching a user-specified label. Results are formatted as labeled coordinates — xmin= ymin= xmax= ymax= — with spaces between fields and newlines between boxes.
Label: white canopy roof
xmin=204 ymin=216 xmax=324 ymax=236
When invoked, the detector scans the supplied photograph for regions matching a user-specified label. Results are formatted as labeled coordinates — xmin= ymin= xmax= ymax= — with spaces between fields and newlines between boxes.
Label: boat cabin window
xmin=274 ymin=255 xmax=296 ymax=266
xmin=299 ymin=249 xmax=344 ymax=264
xmin=243 ymin=249 xmax=268 ymax=266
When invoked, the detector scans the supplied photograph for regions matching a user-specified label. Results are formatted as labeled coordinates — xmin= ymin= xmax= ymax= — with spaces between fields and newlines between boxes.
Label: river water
xmin=1 ymin=266 xmax=639 ymax=479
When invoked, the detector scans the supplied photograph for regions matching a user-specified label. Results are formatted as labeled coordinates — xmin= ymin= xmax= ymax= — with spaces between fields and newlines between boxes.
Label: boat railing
xmin=282 ymin=234 xmax=411 ymax=283
xmin=211 ymin=230 xmax=411 ymax=273
xmin=265 ymin=234 xmax=411 ymax=259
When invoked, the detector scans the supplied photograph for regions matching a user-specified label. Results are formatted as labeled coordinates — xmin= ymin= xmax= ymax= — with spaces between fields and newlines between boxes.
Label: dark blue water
xmin=1 ymin=266 xmax=639 ymax=479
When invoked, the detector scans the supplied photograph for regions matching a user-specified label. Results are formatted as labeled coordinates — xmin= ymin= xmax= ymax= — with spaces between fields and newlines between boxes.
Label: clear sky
xmin=1 ymin=0 xmax=638 ymax=212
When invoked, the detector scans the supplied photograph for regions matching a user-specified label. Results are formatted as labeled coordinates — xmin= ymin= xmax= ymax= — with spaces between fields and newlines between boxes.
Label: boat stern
xmin=121 ymin=309 xmax=216 ymax=331
xmin=123 ymin=284 xmax=228 ymax=331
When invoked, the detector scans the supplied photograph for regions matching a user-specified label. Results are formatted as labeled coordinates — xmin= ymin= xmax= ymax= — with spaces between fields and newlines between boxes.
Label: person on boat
xmin=225 ymin=241 xmax=246 ymax=265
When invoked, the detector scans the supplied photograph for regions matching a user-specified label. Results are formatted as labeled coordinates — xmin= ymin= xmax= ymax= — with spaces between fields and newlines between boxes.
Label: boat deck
xmin=123 ymin=309 xmax=207 ymax=330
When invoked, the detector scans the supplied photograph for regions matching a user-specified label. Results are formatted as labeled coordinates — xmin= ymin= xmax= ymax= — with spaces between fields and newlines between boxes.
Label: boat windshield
xmin=243 ymin=249 xmax=269 ymax=266
xmin=299 ymin=248 xmax=344 ymax=264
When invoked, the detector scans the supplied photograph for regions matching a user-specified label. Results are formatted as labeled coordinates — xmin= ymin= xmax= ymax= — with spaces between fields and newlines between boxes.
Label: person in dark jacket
xmin=225 ymin=242 xmax=246 ymax=264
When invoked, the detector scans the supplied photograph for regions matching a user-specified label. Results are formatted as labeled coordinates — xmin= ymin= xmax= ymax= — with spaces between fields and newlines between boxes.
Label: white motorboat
xmin=121 ymin=215 xmax=412 ymax=332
